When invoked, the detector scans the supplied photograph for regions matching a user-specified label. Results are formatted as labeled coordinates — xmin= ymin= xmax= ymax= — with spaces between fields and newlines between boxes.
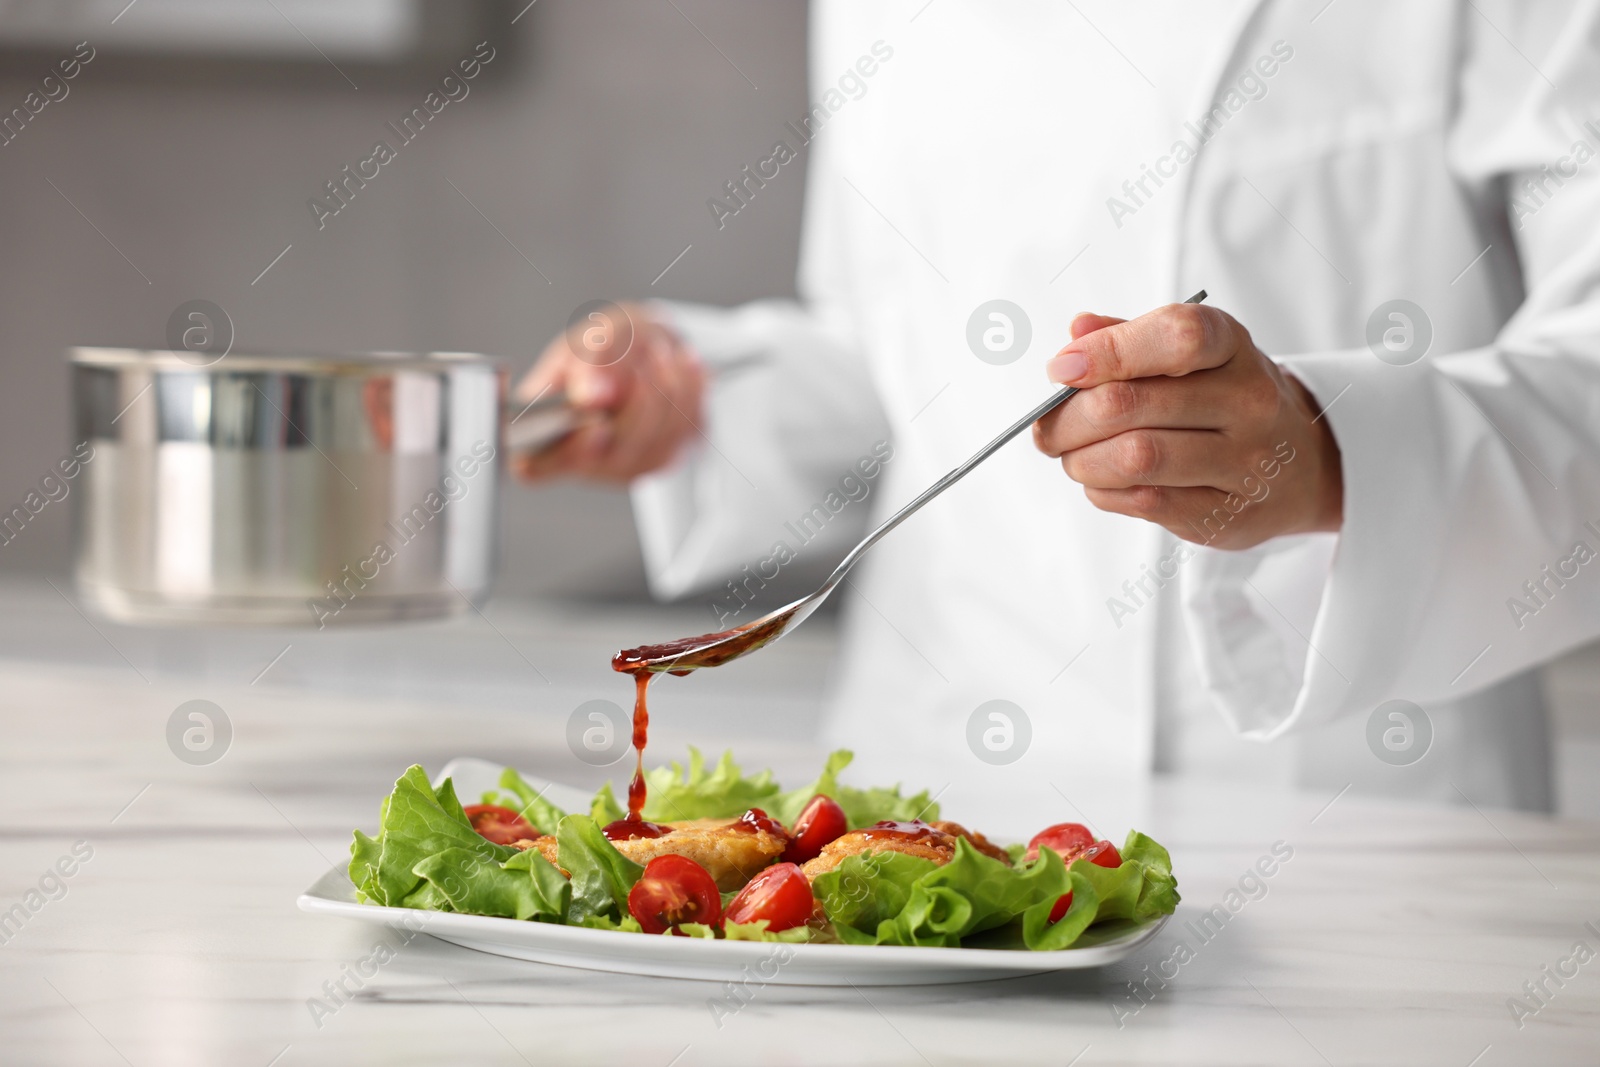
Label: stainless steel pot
xmin=70 ymin=348 xmax=506 ymax=626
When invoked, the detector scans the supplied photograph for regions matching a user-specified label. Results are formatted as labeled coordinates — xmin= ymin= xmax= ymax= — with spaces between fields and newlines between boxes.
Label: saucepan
xmin=67 ymin=347 xmax=569 ymax=627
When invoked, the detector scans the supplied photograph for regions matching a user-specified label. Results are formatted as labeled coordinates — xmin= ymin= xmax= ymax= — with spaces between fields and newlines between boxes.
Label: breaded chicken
xmin=800 ymin=825 xmax=956 ymax=880
xmin=930 ymin=820 xmax=1012 ymax=865
xmin=800 ymin=821 xmax=1012 ymax=881
xmin=515 ymin=818 xmax=788 ymax=891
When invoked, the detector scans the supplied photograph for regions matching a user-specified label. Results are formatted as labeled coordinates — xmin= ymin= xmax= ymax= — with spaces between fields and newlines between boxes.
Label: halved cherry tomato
xmin=1047 ymin=891 xmax=1074 ymax=924
xmin=724 ymin=863 xmax=814 ymax=932
xmin=1082 ymin=839 xmax=1122 ymax=868
xmin=462 ymin=804 xmax=537 ymax=846
xmin=628 ymin=855 xmax=722 ymax=934
xmin=1025 ymin=822 xmax=1095 ymax=863
xmin=781 ymin=794 xmax=848 ymax=864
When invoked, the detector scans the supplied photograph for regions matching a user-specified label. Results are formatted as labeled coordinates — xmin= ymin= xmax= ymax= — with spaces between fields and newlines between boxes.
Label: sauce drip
xmin=626 ymin=671 xmax=650 ymax=821
xmin=599 ymin=667 xmax=663 ymax=836
xmin=611 ymin=616 xmax=789 ymax=836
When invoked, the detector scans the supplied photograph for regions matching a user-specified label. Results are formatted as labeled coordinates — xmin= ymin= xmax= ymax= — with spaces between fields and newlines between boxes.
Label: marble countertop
xmin=1 ymin=590 xmax=1598 ymax=1066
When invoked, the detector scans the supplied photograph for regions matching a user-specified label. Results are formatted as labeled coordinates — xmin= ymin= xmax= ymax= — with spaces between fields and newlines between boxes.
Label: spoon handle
xmin=821 ymin=289 xmax=1208 ymax=592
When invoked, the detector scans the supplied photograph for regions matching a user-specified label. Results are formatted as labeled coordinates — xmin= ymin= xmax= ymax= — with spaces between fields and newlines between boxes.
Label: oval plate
xmin=298 ymin=758 xmax=1170 ymax=987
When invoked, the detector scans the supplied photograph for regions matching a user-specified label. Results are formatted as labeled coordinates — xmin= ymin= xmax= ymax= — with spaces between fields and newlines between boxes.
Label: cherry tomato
xmin=1082 ymin=840 xmax=1122 ymax=868
xmin=463 ymin=804 xmax=537 ymax=845
xmin=1047 ymin=891 xmax=1074 ymax=924
xmin=724 ymin=863 xmax=814 ymax=932
xmin=628 ymin=855 xmax=722 ymax=934
xmin=781 ymin=794 xmax=848 ymax=864
xmin=1025 ymin=822 xmax=1095 ymax=863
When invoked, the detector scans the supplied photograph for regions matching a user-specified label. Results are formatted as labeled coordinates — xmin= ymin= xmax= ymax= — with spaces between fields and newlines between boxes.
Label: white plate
xmin=298 ymin=758 xmax=1170 ymax=986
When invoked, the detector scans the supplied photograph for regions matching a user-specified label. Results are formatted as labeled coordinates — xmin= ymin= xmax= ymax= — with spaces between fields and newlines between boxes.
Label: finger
xmin=591 ymin=351 xmax=675 ymax=480
xmin=1059 ymin=428 xmax=1241 ymax=490
xmin=1045 ymin=303 xmax=1242 ymax=387
xmin=510 ymin=412 xmax=611 ymax=482
xmin=1033 ymin=368 xmax=1253 ymax=456
xmin=636 ymin=326 xmax=705 ymax=449
xmin=1083 ymin=484 xmax=1268 ymax=549
xmin=1068 ymin=313 xmax=1125 ymax=341
xmin=512 ymin=347 xmax=568 ymax=405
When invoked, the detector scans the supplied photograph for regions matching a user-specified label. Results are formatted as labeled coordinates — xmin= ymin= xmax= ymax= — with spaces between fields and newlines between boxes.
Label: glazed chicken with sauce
xmin=513 ymin=817 xmax=789 ymax=892
xmin=798 ymin=820 xmax=1010 ymax=880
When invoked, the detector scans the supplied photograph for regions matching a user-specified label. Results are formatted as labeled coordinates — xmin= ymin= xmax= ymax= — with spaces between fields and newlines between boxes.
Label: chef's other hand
xmin=1032 ymin=302 xmax=1342 ymax=549
xmin=511 ymin=303 xmax=705 ymax=484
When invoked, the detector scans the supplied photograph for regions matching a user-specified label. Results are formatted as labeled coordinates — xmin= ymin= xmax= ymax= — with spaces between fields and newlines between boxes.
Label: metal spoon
xmin=613 ymin=290 xmax=1208 ymax=675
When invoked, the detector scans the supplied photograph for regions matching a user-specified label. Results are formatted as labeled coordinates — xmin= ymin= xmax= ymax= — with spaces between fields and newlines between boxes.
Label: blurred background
xmin=0 ymin=0 xmax=1595 ymax=819
xmin=0 ymin=0 xmax=839 ymax=801
xmin=0 ymin=0 xmax=806 ymax=599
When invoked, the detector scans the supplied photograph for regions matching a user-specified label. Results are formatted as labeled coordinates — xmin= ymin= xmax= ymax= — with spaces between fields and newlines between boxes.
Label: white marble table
xmin=1 ymin=605 xmax=1598 ymax=1066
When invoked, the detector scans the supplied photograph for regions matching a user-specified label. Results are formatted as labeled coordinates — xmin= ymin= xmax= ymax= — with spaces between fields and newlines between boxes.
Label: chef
xmin=515 ymin=1 xmax=1600 ymax=814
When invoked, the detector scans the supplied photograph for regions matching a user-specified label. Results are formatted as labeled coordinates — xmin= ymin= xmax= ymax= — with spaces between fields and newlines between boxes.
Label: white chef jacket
xmin=631 ymin=0 xmax=1600 ymax=814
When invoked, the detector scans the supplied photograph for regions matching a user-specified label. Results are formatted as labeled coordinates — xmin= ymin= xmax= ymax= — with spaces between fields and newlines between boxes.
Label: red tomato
xmin=1047 ymin=891 xmax=1074 ymax=924
xmin=628 ymin=855 xmax=722 ymax=934
xmin=724 ymin=863 xmax=814 ymax=932
xmin=1025 ymin=822 xmax=1095 ymax=863
xmin=781 ymin=794 xmax=848 ymax=864
xmin=463 ymin=804 xmax=537 ymax=846
xmin=1082 ymin=840 xmax=1122 ymax=868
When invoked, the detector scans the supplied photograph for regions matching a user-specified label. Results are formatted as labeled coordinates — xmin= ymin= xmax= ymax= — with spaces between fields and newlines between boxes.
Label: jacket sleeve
xmin=629 ymin=45 xmax=888 ymax=601
xmin=629 ymin=298 xmax=886 ymax=601
xmin=1180 ymin=0 xmax=1600 ymax=737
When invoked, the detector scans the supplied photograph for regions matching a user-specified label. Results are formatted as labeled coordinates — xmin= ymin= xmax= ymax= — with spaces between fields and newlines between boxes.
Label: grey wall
xmin=0 ymin=0 xmax=809 ymax=599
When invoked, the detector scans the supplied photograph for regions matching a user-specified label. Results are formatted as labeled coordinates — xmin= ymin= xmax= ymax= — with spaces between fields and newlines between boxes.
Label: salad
xmin=349 ymin=749 xmax=1179 ymax=949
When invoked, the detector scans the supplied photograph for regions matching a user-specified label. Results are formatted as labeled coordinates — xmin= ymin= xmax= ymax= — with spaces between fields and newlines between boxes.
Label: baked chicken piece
xmin=799 ymin=819 xmax=1011 ymax=881
xmin=515 ymin=816 xmax=789 ymax=891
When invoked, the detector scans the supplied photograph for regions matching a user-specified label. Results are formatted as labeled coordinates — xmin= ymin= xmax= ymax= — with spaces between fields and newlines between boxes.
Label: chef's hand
xmin=511 ymin=303 xmax=705 ymax=484
xmin=1032 ymin=302 xmax=1342 ymax=549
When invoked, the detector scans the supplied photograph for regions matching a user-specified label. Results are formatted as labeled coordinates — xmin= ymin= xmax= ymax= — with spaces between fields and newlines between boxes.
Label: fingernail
xmin=1046 ymin=351 xmax=1088 ymax=384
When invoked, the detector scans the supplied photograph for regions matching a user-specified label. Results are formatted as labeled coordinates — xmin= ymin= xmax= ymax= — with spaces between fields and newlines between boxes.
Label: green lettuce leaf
xmin=894 ymin=840 xmax=1070 ymax=945
xmin=835 ymin=780 xmax=941 ymax=829
xmin=352 ymin=765 xmax=514 ymax=908
xmin=577 ymin=913 xmax=643 ymax=933
xmin=813 ymin=830 xmax=1179 ymax=950
xmin=723 ymin=920 xmax=814 ymax=943
xmin=1021 ymin=866 xmax=1103 ymax=950
xmin=483 ymin=767 xmax=569 ymax=838
xmin=556 ymin=814 xmax=643 ymax=924
xmin=411 ymin=846 xmax=570 ymax=921
xmin=675 ymin=923 xmax=718 ymax=939
xmin=812 ymin=851 xmax=941 ymax=944
xmin=590 ymin=781 xmax=626 ymax=825
xmin=350 ymin=828 xmax=383 ymax=902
